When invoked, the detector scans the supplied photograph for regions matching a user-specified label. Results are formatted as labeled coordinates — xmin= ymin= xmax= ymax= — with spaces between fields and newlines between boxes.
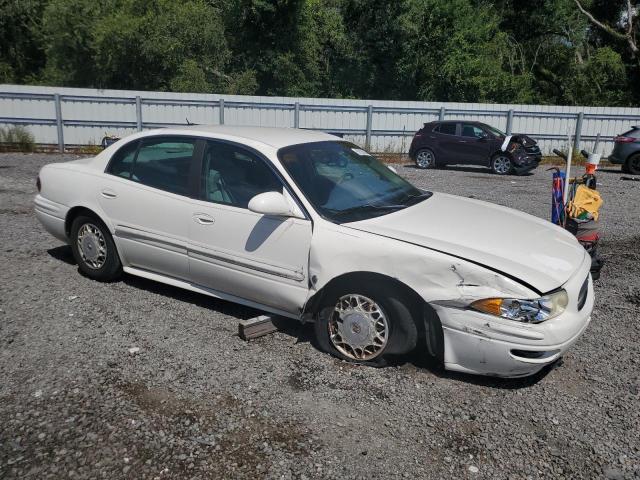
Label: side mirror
xmin=387 ymin=165 xmax=398 ymax=174
xmin=248 ymin=191 xmax=296 ymax=217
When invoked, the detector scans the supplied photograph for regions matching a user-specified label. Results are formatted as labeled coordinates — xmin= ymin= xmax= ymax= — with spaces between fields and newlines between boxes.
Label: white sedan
xmin=35 ymin=126 xmax=593 ymax=377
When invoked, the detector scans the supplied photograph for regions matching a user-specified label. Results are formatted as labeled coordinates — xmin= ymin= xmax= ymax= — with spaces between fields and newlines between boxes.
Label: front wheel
xmin=314 ymin=285 xmax=418 ymax=366
xmin=415 ymin=149 xmax=436 ymax=169
xmin=70 ymin=215 xmax=122 ymax=281
xmin=625 ymin=154 xmax=640 ymax=175
xmin=491 ymin=154 xmax=512 ymax=175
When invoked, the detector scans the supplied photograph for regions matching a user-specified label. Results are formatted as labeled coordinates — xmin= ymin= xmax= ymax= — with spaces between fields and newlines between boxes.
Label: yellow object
xmin=567 ymin=185 xmax=603 ymax=221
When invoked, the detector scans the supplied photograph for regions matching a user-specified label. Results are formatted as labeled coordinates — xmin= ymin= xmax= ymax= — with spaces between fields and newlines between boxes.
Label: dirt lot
xmin=1 ymin=153 xmax=639 ymax=479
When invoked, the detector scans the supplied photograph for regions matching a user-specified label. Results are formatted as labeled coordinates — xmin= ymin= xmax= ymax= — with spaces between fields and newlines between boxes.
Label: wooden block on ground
xmin=238 ymin=315 xmax=279 ymax=340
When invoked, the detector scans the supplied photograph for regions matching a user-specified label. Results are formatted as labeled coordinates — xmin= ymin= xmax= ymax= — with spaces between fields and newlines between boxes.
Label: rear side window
xmin=622 ymin=128 xmax=640 ymax=139
xmin=435 ymin=123 xmax=457 ymax=136
xmin=107 ymin=137 xmax=196 ymax=196
xmin=108 ymin=141 xmax=138 ymax=179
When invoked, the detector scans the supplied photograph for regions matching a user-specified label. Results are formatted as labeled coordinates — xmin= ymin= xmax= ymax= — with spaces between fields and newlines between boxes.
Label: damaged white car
xmin=35 ymin=126 xmax=593 ymax=377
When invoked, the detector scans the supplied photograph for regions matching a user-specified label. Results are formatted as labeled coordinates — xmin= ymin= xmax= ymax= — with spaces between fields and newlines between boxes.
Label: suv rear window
xmin=622 ymin=128 xmax=640 ymax=139
xmin=435 ymin=123 xmax=457 ymax=136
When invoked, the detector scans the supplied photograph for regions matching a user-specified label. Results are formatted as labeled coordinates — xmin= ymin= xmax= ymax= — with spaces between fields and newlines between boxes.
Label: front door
xmin=458 ymin=124 xmax=493 ymax=165
xmin=187 ymin=140 xmax=312 ymax=315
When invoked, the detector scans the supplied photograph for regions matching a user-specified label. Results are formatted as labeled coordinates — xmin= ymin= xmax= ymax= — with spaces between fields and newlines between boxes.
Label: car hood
xmin=345 ymin=192 xmax=585 ymax=293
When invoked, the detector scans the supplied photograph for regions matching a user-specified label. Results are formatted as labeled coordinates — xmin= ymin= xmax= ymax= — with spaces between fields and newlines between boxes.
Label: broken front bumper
xmin=432 ymin=257 xmax=594 ymax=378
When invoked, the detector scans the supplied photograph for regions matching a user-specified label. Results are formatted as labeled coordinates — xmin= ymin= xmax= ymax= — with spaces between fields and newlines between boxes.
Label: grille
xmin=577 ymin=276 xmax=589 ymax=311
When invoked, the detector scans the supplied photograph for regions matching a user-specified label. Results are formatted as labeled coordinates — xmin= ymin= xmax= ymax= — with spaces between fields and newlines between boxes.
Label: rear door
xmin=187 ymin=140 xmax=312 ymax=314
xmin=432 ymin=122 xmax=459 ymax=163
xmin=98 ymin=136 xmax=200 ymax=279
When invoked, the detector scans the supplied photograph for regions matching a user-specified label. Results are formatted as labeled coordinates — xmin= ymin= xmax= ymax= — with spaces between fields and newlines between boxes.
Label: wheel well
xmin=304 ymin=271 xmax=444 ymax=362
xmin=64 ymin=206 xmax=103 ymax=237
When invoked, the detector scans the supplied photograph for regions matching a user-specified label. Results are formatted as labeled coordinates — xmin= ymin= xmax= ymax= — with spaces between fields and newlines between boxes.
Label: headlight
xmin=470 ymin=290 xmax=568 ymax=323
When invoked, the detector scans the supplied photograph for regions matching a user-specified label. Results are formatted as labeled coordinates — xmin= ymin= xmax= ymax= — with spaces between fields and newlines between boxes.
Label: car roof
xmin=166 ymin=125 xmax=339 ymax=149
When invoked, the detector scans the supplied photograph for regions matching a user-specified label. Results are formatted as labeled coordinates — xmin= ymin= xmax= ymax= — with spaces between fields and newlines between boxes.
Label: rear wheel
xmin=314 ymin=284 xmax=418 ymax=367
xmin=70 ymin=215 xmax=122 ymax=281
xmin=415 ymin=149 xmax=436 ymax=169
xmin=625 ymin=154 xmax=640 ymax=175
xmin=491 ymin=154 xmax=512 ymax=175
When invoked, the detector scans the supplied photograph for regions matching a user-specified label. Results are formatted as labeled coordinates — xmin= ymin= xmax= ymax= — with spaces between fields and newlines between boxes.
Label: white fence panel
xmin=2 ymin=84 xmax=640 ymax=156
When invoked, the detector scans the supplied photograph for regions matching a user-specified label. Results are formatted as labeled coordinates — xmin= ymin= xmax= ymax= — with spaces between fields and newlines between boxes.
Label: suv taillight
xmin=36 ymin=176 xmax=41 ymax=192
xmin=614 ymin=136 xmax=636 ymax=143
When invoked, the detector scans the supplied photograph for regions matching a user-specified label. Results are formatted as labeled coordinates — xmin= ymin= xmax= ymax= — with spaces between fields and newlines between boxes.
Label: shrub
xmin=0 ymin=125 xmax=36 ymax=152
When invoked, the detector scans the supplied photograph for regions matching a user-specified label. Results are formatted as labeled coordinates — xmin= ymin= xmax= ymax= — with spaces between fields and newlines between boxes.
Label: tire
xmin=491 ymin=154 xmax=512 ymax=175
xmin=314 ymin=284 xmax=418 ymax=367
xmin=415 ymin=148 xmax=436 ymax=169
xmin=625 ymin=154 xmax=640 ymax=175
xmin=70 ymin=214 xmax=122 ymax=281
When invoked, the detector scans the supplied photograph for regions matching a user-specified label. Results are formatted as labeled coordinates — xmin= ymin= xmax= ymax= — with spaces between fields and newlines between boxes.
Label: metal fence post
xmin=219 ymin=98 xmax=225 ymax=125
xmin=593 ymin=133 xmax=601 ymax=153
xmin=506 ymin=109 xmax=514 ymax=135
xmin=135 ymin=96 xmax=143 ymax=131
xmin=294 ymin=102 xmax=300 ymax=128
xmin=53 ymin=94 xmax=64 ymax=153
xmin=574 ymin=112 xmax=584 ymax=152
xmin=439 ymin=106 xmax=445 ymax=121
xmin=365 ymin=105 xmax=373 ymax=150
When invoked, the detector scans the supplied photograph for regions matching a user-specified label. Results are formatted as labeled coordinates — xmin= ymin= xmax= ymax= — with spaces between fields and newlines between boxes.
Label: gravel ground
xmin=0 ymin=153 xmax=639 ymax=480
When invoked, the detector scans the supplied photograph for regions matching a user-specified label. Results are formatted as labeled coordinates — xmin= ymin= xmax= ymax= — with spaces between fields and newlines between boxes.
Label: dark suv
xmin=609 ymin=126 xmax=640 ymax=175
xmin=408 ymin=121 xmax=542 ymax=175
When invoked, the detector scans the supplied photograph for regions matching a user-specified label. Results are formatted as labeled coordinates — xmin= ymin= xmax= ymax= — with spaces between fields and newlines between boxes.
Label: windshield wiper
xmin=401 ymin=191 xmax=433 ymax=206
xmin=327 ymin=203 xmax=408 ymax=217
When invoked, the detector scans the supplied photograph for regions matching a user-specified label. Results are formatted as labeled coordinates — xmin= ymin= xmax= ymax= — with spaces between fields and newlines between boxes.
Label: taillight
xmin=36 ymin=176 xmax=41 ymax=192
xmin=614 ymin=136 xmax=635 ymax=143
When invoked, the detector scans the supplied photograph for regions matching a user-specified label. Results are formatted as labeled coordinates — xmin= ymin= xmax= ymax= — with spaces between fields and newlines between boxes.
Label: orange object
xmin=585 ymin=163 xmax=596 ymax=175
xmin=471 ymin=298 xmax=503 ymax=316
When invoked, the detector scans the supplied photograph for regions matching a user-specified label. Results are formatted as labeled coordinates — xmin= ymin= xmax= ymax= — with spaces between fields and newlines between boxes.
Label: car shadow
xmin=47 ymin=245 xmax=76 ymax=265
xmin=596 ymin=167 xmax=623 ymax=174
xmin=47 ymin=244 xmax=551 ymax=388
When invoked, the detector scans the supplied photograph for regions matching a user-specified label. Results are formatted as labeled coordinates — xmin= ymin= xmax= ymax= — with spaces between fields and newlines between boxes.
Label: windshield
xmin=278 ymin=141 xmax=431 ymax=223
xmin=485 ymin=125 xmax=505 ymax=137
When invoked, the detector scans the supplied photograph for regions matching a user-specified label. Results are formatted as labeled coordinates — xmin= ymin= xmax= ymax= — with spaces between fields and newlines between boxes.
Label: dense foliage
xmin=1 ymin=0 xmax=638 ymax=106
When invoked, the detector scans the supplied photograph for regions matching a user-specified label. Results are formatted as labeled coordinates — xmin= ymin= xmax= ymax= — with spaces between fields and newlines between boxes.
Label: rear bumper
xmin=34 ymin=195 xmax=68 ymax=242
xmin=608 ymin=143 xmax=638 ymax=165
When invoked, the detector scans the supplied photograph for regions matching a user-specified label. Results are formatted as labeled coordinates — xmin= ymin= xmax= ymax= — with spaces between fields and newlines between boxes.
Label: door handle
xmin=458 ymin=140 xmax=467 ymax=143
xmin=193 ymin=214 xmax=215 ymax=225
xmin=101 ymin=189 xmax=117 ymax=199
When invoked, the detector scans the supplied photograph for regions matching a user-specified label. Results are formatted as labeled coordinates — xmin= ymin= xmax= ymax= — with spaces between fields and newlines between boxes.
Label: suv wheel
xmin=415 ymin=149 xmax=436 ymax=169
xmin=491 ymin=154 xmax=512 ymax=175
xmin=625 ymin=154 xmax=640 ymax=175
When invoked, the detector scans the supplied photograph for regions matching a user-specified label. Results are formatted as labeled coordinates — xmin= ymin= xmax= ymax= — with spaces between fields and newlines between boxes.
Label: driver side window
xmin=201 ymin=141 xmax=282 ymax=209
xmin=461 ymin=124 xmax=486 ymax=138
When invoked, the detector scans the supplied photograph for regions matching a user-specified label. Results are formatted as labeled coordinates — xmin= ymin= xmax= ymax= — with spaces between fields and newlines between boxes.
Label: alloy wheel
xmin=328 ymin=294 xmax=389 ymax=360
xmin=76 ymin=223 xmax=107 ymax=269
xmin=416 ymin=150 xmax=435 ymax=169
xmin=493 ymin=155 xmax=512 ymax=174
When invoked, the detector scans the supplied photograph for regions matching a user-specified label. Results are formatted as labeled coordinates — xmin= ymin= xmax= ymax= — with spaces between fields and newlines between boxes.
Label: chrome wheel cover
xmin=416 ymin=150 xmax=435 ymax=168
xmin=328 ymin=294 xmax=389 ymax=361
xmin=77 ymin=223 xmax=107 ymax=269
xmin=494 ymin=155 xmax=511 ymax=174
